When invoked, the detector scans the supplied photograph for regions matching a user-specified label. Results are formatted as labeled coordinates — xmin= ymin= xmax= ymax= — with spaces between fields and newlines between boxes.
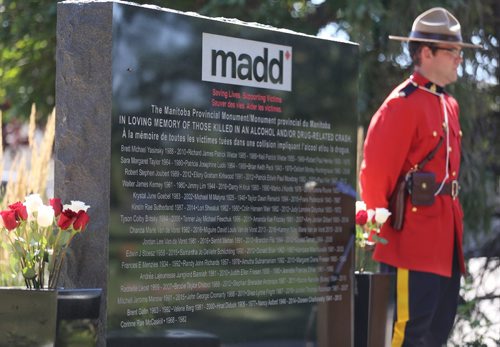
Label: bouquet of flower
xmin=355 ymin=201 xmax=390 ymax=271
xmin=0 ymin=194 xmax=90 ymax=289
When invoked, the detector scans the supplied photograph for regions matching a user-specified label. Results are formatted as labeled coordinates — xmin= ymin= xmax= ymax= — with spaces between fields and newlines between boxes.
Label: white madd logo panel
xmin=202 ymin=33 xmax=292 ymax=91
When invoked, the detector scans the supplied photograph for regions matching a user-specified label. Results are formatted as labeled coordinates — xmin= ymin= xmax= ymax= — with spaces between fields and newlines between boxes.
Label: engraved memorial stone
xmin=56 ymin=1 xmax=358 ymax=346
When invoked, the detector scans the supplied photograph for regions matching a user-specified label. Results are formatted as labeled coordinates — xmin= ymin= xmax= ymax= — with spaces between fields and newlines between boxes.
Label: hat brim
xmin=389 ymin=35 xmax=482 ymax=49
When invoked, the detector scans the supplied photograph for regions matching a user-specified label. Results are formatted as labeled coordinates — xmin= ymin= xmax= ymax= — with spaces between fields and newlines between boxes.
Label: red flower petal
xmin=49 ymin=198 xmax=63 ymax=217
xmin=8 ymin=201 xmax=28 ymax=221
xmin=73 ymin=211 xmax=89 ymax=231
xmin=1 ymin=210 xmax=19 ymax=230
xmin=57 ymin=209 xmax=77 ymax=230
xmin=355 ymin=210 xmax=368 ymax=225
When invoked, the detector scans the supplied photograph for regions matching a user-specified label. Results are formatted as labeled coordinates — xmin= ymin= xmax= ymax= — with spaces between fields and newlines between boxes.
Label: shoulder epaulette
xmin=397 ymin=81 xmax=418 ymax=98
xmin=424 ymin=82 xmax=445 ymax=94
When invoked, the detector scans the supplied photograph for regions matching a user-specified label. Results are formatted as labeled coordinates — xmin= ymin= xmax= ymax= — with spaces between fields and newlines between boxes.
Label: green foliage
xmin=449 ymin=258 xmax=499 ymax=346
xmin=0 ymin=0 xmax=57 ymax=120
xmin=56 ymin=320 xmax=97 ymax=347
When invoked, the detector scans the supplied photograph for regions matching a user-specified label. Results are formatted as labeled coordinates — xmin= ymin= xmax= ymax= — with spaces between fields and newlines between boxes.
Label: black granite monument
xmin=56 ymin=1 xmax=359 ymax=346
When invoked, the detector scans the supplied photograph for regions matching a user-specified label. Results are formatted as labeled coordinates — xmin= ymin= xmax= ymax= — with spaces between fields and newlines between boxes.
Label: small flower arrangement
xmin=0 ymin=194 xmax=90 ymax=289
xmin=355 ymin=201 xmax=390 ymax=272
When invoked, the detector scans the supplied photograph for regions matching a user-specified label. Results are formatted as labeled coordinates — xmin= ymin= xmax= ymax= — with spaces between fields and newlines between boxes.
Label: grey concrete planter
xmin=0 ymin=287 xmax=58 ymax=347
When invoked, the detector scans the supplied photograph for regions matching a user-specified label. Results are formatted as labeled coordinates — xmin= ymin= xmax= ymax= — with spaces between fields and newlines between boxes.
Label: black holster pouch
xmin=407 ymin=171 xmax=436 ymax=206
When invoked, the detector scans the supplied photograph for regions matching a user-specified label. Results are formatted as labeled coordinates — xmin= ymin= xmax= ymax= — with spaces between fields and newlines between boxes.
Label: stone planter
xmin=0 ymin=287 xmax=102 ymax=347
xmin=0 ymin=287 xmax=58 ymax=347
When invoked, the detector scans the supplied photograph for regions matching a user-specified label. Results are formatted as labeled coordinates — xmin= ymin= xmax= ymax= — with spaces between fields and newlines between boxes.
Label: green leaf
xmin=13 ymin=242 xmax=25 ymax=254
xmin=372 ymin=234 xmax=388 ymax=245
xmin=22 ymin=267 xmax=36 ymax=279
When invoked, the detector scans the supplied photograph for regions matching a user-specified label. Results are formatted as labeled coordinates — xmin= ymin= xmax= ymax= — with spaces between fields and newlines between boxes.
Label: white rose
xmin=37 ymin=205 xmax=55 ymax=227
xmin=355 ymin=201 xmax=367 ymax=214
xmin=375 ymin=208 xmax=391 ymax=224
xmin=63 ymin=200 xmax=90 ymax=213
xmin=24 ymin=194 xmax=44 ymax=220
xmin=367 ymin=209 xmax=375 ymax=222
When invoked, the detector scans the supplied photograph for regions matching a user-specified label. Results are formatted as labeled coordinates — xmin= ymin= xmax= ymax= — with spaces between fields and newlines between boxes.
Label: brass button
xmin=448 ymin=146 xmax=453 ymax=152
xmin=432 ymin=131 xmax=438 ymax=137
xmin=442 ymin=122 xmax=447 ymax=129
xmin=459 ymin=130 xmax=463 ymax=137
xmin=452 ymin=171 xmax=456 ymax=177
xmin=421 ymin=182 xmax=427 ymax=189
xmin=412 ymin=207 xmax=418 ymax=212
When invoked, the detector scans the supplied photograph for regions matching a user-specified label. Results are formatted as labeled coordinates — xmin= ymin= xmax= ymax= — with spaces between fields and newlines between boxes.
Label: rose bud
xmin=73 ymin=211 xmax=90 ymax=231
xmin=355 ymin=210 xmax=368 ymax=225
xmin=49 ymin=198 xmax=63 ymax=217
xmin=1 ymin=210 xmax=19 ymax=230
xmin=8 ymin=202 xmax=28 ymax=221
xmin=375 ymin=208 xmax=392 ymax=224
xmin=57 ymin=209 xmax=77 ymax=230
xmin=37 ymin=205 xmax=55 ymax=228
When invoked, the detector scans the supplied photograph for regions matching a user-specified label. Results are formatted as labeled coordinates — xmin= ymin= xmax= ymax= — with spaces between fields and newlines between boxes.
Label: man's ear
xmin=420 ymin=45 xmax=434 ymax=62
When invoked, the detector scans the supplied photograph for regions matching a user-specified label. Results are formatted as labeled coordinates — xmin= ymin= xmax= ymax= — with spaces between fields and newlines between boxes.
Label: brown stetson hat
xmin=389 ymin=7 xmax=482 ymax=49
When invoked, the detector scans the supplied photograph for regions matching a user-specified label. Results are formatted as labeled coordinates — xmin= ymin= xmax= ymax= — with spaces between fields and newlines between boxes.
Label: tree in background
xmin=0 ymin=0 xmax=56 ymax=121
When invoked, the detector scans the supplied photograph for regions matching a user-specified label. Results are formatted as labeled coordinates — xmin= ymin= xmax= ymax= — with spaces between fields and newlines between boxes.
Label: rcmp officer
xmin=359 ymin=7 xmax=482 ymax=347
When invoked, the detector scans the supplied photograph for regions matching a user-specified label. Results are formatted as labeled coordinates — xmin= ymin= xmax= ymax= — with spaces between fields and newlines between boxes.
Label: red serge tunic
xmin=359 ymin=72 xmax=465 ymax=277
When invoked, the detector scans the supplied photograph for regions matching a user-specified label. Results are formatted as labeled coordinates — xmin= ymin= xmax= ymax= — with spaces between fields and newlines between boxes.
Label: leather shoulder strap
xmin=416 ymin=136 xmax=444 ymax=170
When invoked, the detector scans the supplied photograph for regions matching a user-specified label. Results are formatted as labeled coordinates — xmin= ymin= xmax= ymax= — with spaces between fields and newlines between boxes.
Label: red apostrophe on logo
xmin=285 ymin=51 xmax=291 ymax=60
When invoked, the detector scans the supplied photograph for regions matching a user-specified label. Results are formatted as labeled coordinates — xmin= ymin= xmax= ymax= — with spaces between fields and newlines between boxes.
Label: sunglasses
xmin=434 ymin=46 xmax=463 ymax=58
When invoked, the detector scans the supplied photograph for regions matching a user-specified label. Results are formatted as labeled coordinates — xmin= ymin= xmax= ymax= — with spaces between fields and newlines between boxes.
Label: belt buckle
xmin=451 ymin=180 xmax=459 ymax=199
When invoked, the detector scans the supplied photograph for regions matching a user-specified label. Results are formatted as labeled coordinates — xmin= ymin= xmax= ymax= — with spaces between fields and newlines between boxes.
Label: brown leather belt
xmin=436 ymin=180 xmax=460 ymax=199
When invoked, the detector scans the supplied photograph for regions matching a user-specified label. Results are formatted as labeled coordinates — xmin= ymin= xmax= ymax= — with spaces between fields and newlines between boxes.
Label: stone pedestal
xmin=56 ymin=2 xmax=113 ymax=346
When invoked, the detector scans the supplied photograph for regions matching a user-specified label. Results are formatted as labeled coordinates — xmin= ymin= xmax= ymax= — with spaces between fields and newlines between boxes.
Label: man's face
xmin=426 ymin=44 xmax=463 ymax=86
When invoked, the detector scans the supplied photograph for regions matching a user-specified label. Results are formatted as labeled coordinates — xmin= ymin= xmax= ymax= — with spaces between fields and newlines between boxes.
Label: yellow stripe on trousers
xmin=392 ymin=268 xmax=409 ymax=347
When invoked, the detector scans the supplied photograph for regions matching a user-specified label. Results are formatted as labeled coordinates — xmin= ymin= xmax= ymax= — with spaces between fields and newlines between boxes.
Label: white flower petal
xmin=355 ymin=201 xmax=367 ymax=214
xmin=63 ymin=200 xmax=90 ymax=213
xmin=375 ymin=208 xmax=391 ymax=224
xmin=37 ymin=205 xmax=55 ymax=227
xmin=367 ymin=209 xmax=375 ymax=222
xmin=24 ymin=194 xmax=44 ymax=220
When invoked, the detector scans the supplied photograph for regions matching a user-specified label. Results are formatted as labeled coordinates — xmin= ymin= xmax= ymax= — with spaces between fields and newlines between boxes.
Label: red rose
xmin=49 ymin=198 xmax=63 ymax=217
xmin=355 ymin=210 xmax=368 ymax=225
xmin=1 ymin=210 xmax=19 ymax=230
xmin=73 ymin=211 xmax=89 ymax=231
xmin=8 ymin=202 xmax=28 ymax=221
xmin=57 ymin=209 xmax=77 ymax=230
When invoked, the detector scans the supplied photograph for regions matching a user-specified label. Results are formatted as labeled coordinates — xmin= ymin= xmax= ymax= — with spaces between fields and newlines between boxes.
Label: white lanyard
xmin=417 ymin=85 xmax=450 ymax=195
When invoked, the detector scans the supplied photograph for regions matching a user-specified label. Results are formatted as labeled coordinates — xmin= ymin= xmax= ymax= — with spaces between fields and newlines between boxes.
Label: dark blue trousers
xmin=381 ymin=249 xmax=461 ymax=347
